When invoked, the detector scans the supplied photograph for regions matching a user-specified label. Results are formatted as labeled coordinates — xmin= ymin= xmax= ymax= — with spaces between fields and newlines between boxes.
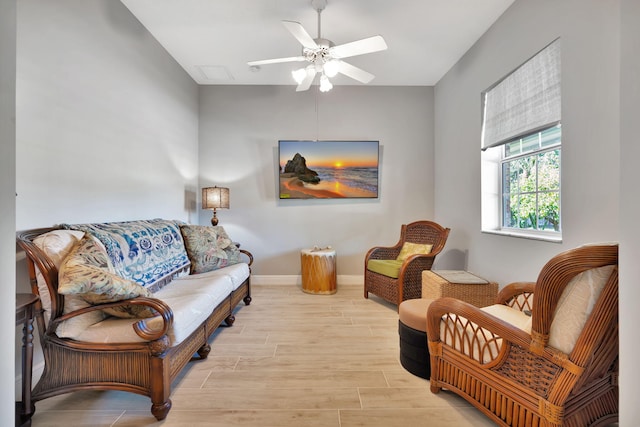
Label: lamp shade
xmin=202 ymin=186 xmax=229 ymax=210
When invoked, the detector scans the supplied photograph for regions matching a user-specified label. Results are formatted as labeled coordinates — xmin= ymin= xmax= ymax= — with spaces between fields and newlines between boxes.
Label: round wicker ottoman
xmin=398 ymin=298 xmax=434 ymax=379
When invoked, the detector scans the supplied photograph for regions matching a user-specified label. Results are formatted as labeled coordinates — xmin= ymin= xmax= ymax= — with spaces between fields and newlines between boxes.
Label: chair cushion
xmin=549 ymin=265 xmax=615 ymax=354
xmin=396 ymin=242 xmax=433 ymax=262
xmin=439 ymin=262 xmax=614 ymax=362
xmin=482 ymin=304 xmax=533 ymax=332
xmin=367 ymin=259 xmax=403 ymax=278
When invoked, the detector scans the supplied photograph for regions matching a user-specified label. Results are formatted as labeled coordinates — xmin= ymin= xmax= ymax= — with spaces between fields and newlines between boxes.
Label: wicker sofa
xmin=17 ymin=219 xmax=253 ymax=421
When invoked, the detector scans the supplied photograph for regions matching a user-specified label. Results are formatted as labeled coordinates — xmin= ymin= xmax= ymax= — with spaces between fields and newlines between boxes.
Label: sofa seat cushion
xmin=159 ymin=270 xmax=235 ymax=301
xmin=73 ymin=275 xmax=234 ymax=345
xmin=178 ymin=263 xmax=250 ymax=291
xmin=367 ymin=259 xmax=403 ymax=279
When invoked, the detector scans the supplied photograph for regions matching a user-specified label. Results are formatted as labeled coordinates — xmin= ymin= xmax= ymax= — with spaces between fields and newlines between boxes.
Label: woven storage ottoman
xmin=398 ymin=298 xmax=434 ymax=379
xmin=422 ymin=270 xmax=498 ymax=307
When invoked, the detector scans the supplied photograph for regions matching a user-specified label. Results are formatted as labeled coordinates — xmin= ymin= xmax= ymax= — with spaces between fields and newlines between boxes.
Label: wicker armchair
xmin=363 ymin=220 xmax=450 ymax=307
xmin=427 ymin=244 xmax=619 ymax=427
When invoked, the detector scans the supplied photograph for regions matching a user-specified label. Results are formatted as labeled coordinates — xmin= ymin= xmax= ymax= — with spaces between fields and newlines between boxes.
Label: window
xmin=501 ymin=125 xmax=561 ymax=232
xmin=481 ymin=39 xmax=561 ymax=241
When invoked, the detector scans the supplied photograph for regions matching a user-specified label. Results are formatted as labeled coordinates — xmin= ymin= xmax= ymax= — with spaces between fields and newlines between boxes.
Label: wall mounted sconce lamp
xmin=202 ymin=186 xmax=229 ymax=226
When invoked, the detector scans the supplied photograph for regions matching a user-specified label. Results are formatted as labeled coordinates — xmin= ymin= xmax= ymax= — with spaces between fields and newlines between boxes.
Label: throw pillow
xmin=396 ymin=242 xmax=433 ymax=262
xmin=180 ymin=224 xmax=242 ymax=274
xmin=33 ymin=229 xmax=107 ymax=336
xmin=58 ymin=235 xmax=156 ymax=318
xmin=213 ymin=226 xmax=243 ymax=265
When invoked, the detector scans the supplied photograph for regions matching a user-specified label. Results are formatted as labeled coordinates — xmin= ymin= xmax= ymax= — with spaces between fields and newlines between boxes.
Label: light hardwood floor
xmin=28 ymin=284 xmax=496 ymax=427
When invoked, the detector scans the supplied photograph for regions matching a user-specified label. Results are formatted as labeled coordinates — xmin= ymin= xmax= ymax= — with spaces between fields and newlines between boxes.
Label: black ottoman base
xmin=398 ymin=320 xmax=430 ymax=379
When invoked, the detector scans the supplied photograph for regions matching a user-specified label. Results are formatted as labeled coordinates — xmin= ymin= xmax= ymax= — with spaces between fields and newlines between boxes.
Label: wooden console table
xmin=16 ymin=293 xmax=39 ymax=427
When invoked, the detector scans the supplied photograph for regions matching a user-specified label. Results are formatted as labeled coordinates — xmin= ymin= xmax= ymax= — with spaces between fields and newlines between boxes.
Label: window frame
xmin=481 ymin=130 xmax=563 ymax=243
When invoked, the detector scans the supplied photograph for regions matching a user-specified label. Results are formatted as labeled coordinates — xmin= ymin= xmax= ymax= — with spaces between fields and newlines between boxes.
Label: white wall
xmin=1 ymin=0 xmax=17 ymax=424
xmin=14 ymin=0 xmax=199 ymax=400
xmin=434 ymin=0 xmax=620 ymax=284
xmin=435 ymin=0 xmax=636 ymax=424
xmin=619 ymin=0 xmax=640 ymax=423
xmin=16 ymin=0 xmax=200 ymax=230
xmin=198 ymin=85 xmax=436 ymax=277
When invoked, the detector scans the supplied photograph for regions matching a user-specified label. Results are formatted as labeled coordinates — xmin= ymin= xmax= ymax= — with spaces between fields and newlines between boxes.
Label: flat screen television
xmin=278 ymin=140 xmax=379 ymax=199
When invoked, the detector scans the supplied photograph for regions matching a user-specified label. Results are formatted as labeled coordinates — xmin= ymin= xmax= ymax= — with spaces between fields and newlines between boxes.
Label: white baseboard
xmin=336 ymin=275 xmax=364 ymax=285
xmin=251 ymin=275 xmax=363 ymax=286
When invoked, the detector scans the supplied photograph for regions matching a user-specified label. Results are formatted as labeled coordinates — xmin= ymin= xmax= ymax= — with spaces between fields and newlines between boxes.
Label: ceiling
xmin=119 ymin=0 xmax=514 ymax=87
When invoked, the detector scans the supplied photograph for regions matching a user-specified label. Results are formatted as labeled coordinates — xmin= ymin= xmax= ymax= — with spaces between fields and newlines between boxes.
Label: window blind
xmin=481 ymin=38 xmax=561 ymax=151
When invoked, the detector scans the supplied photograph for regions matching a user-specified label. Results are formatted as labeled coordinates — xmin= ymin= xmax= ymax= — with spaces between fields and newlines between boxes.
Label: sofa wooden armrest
xmin=240 ymin=248 xmax=254 ymax=267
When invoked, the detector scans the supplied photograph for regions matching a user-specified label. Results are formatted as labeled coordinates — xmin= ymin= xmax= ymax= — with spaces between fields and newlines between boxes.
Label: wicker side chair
xmin=427 ymin=244 xmax=619 ymax=427
xmin=363 ymin=220 xmax=450 ymax=308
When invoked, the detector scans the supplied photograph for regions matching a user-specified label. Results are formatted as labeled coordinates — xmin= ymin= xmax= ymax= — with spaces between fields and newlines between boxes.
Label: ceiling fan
xmin=247 ymin=0 xmax=387 ymax=92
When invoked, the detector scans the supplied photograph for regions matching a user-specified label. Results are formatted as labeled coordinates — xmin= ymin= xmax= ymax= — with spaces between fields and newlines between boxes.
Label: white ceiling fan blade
xmin=282 ymin=20 xmax=318 ymax=50
xmin=296 ymin=68 xmax=317 ymax=92
xmin=247 ymin=56 xmax=306 ymax=66
xmin=330 ymin=35 xmax=387 ymax=59
xmin=337 ymin=61 xmax=375 ymax=84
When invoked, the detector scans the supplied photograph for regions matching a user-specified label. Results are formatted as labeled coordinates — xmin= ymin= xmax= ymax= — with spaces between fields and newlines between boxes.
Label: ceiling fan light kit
xmin=247 ymin=0 xmax=387 ymax=93
xmin=322 ymin=59 xmax=340 ymax=77
xmin=319 ymin=74 xmax=333 ymax=92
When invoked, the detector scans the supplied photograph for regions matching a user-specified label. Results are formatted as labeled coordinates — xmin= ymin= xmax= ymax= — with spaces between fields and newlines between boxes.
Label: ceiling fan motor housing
xmin=303 ymin=38 xmax=334 ymax=65
xmin=311 ymin=0 xmax=327 ymax=12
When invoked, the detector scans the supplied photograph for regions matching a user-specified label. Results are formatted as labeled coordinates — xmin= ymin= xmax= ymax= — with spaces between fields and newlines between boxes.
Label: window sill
xmin=482 ymin=229 xmax=562 ymax=243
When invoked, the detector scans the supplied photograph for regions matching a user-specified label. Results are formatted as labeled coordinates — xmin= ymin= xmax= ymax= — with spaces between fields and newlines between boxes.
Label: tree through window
xmin=502 ymin=125 xmax=561 ymax=232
